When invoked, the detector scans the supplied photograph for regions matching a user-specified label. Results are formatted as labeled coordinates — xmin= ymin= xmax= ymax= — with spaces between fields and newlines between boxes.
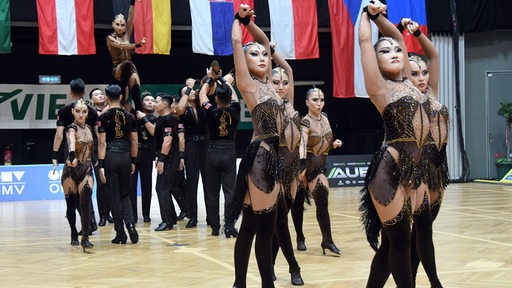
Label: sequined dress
xmin=61 ymin=123 xmax=94 ymax=196
xmin=360 ymin=78 xmax=430 ymax=248
xmin=421 ymin=91 xmax=449 ymax=196
xmin=301 ymin=112 xmax=334 ymax=182
xmin=279 ymin=100 xmax=301 ymax=196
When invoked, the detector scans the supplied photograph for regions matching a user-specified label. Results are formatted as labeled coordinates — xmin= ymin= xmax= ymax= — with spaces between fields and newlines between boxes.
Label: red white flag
xmin=36 ymin=0 xmax=96 ymax=55
xmin=268 ymin=0 xmax=319 ymax=59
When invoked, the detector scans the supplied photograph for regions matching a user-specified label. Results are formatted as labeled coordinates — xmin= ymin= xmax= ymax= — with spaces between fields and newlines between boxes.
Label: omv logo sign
xmin=0 ymin=171 xmax=26 ymax=196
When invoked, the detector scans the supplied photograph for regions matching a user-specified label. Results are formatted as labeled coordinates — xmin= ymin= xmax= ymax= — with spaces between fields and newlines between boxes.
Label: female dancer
xmin=61 ymin=99 xmax=95 ymax=252
xmin=228 ymin=4 xmax=284 ymax=288
xmin=269 ymin=47 xmax=304 ymax=285
xmin=106 ymin=0 xmax=146 ymax=112
xmin=406 ymin=19 xmax=447 ymax=288
xmin=358 ymin=2 xmax=431 ymax=287
xmin=299 ymin=88 xmax=343 ymax=256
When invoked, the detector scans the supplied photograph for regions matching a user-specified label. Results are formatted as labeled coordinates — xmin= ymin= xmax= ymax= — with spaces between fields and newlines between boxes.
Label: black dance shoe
xmin=211 ymin=227 xmax=220 ymax=236
xmin=177 ymin=211 xmax=187 ymax=221
xmin=106 ymin=215 xmax=114 ymax=223
xmin=290 ymin=272 xmax=304 ymax=286
xmin=185 ymin=218 xmax=197 ymax=228
xmin=225 ymin=228 xmax=239 ymax=238
xmin=81 ymin=238 xmax=94 ymax=253
xmin=98 ymin=217 xmax=107 ymax=226
xmin=321 ymin=240 xmax=341 ymax=255
xmin=111 ymin=232 xmax=127 ymax=244
xmin=143 ymin=216 xmax=151 ymax=223
xmin=71 ymin=234 xmax=79 ymax=246
xmin=127 ymin=223 xmax=139 ymax=244
xmin=155 ymin=222 xmax=172 ymax=231
xmin=297 ymin=239 xmax=307 ymax=251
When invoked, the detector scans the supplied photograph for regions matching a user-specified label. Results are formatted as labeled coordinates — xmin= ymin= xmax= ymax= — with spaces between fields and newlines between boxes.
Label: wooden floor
xmin=0 ymin=182 xmax=511 ymax=287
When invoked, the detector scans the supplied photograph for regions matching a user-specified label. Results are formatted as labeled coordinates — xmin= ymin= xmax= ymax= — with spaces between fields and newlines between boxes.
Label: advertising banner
xmin=326 ymin=154 xmax=372 ymax=187
xmin=0 ymin=84 xmax=253 ymax=130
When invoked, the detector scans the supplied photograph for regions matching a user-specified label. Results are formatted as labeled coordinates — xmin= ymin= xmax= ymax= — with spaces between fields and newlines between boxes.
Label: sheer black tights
xmin=234 ymin=206 xmax=277 ymax=288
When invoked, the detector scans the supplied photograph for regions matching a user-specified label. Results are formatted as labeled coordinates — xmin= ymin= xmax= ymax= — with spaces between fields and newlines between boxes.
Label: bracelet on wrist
xmin=51 ymin=150 xmax=58 ymax=160
xmin=397 ymin=21 xmax=405 ymax=34
xmin=270 ymin=46 xmax=275 ymax=56
xmin=234 ymin=13 xmax=251 ymax=26
xmin=218 ymin=77 xmax=226 ymax=84
xmin=362 ymin=6 xmax=380 ymax=20
xmin=179 ymin=151 xmax=185 ymax=159
xmin=184 ymin=87 xmax=192 ymax=95
xmin=68 ymin=151 xmax=76 ymax=163
xmin=141 ymin=116 xmax=150 ymax=125
xmin=131 ymin=156 xmax=137 ymax=165
xmin=299 ymin=158 xmax=307 ymax=172
xmin=98 ymin=159 xmax=104 ymax=168
xmin=158 ymin=153 xmax=168 ymax=162
xmin=135 ymin=43 xmax=142 ymax=48
xmin=413 ymin=29 xmax=422 ymax=37
xmin=204 ymin=77 xmax=213 ymax=86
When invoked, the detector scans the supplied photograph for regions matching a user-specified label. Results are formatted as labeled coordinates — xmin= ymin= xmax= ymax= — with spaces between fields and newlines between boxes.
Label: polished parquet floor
xmin=1 ymin=182 xmax=511 ymax=287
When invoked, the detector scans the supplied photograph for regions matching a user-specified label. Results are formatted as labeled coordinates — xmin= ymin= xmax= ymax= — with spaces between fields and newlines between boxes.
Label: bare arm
xmin=409 ymin=22 xmax=439 ymax=96
xmin=126 ymin=2 xmax=135 ymax=40
xmin=359 ymin=12 xmax=387 ymax=111
xmin=177 ymin=78 xmax=195 ymax=116
xmin=67 ymin=128 xmax=76 ymax=152
xmin=232 ymin=9 xmax=255 ymax=109
xmin=52 ymin=126 xmax=65 ymax=152
xmin=98 ymin=133 xmax=106 ymax=161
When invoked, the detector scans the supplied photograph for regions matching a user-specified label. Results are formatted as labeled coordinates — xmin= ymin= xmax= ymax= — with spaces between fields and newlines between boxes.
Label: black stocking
xmin=291 ymin=185 xmax=306 ymax=243
xmin=254 ymin=209 xmax=277 ymax=288
xmin=272 ymin=195 xmax=300 ymax=273
xmin=412 ymin=205 xmax=442 ymax=288
xmin=366 ymin=231 xmax=391 ymax=288
xmin=65 ymin=193 xmax=78 ymax=239
xmin=79 ymin=184 xmax=92 ymax=241
xmin=384 ymin=210 xmax=413 ymax=288
xmin=312 ymin=181 xmax=332 ymax=242
xmin=233 ymin=206 xmax=256 ymax=288
xmin=130 ymin=83 xmax=143 ymax=112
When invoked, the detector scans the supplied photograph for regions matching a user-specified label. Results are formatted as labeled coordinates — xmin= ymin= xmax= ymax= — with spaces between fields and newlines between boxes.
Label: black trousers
xmin=129 ymin=147 xmax=154 ymax=220
xmin=204 ymin=143 xmax=237 ymax=229
xmin=104 ymin=150 xmax=135 ymax=234
xmin=155 ymin=156 xmax=179 ymax=225
xmin=93 ymin=164 xmax=110 ymax=219
xmin=184 ymin=139 xmax=208 ymax=220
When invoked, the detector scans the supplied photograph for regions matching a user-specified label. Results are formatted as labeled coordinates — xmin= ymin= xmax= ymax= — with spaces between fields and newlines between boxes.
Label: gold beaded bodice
xmin=250 ymin=79 xmax=283 ymax=142
xmin=279 ymin=101 xmax=301 ymax=152
xmin=303 ymin=112 xmax=333 ymax=156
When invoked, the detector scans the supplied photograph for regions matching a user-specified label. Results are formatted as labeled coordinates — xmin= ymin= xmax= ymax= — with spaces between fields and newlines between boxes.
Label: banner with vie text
xmin=0 ymin=84 xmax=253 ymax=129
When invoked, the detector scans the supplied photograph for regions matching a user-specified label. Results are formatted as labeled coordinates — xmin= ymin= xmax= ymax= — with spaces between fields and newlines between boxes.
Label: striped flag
xmin=190 ymin=0 xmax=234 ymax=56
xmin=268 ymin=0 xmax=319 ymax=59
xmin=386 ymin=0 xmax=428 ymax=54
xmin=329 ymin=0 xmax=378 ymax=98
xmin=0 ymin=0 xmax=10 ymax=54
xmin=36 ymin=0 xmax=96 ymax=55
xmin=133 ymin=0 xmax=172 ymax=55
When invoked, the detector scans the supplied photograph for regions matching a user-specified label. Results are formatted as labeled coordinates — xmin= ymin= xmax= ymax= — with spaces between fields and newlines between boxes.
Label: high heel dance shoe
xmin=321 ymin=240 xmax=341 ymax=255
xmin=111 ymin=232 xmax=127 ymax=244
xmin=225 ymin=228 xmax=239 ymax=238
xmin=127 ymin=223 xmax=139 ymax=244
xmin=290 ymin=272 xmax=304 ymax=286
xmin=297 ymin=239 xmax=307 ymax=251
xmin=81 ymin=238 xmax=94 ymax=253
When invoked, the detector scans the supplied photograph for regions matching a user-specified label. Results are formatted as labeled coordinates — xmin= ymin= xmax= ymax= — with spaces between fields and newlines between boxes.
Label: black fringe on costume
xmin=226 ymin=137 xmax=282 ymax=223
xmin=421 ymin=144 xmax=450 ymax=193
xmin=359 ymin=146 xmax=387 ymax=252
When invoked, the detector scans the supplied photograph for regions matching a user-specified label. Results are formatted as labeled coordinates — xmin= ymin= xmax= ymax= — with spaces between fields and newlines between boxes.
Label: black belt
xmin=187 ymin=135 xmax=207 ymax=142
xmin=208 ymin=140 xmax=235 ymax=149
xmin=107 ymin=140 xmax=130 ymax=152
xmin=138 ymin=143 xmax=153 ymax=150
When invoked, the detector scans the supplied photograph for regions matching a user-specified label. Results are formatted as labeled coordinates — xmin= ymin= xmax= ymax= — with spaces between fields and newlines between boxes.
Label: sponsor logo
xmin=0 ymin=171 xmax=26 ymax=196
xmin=48 ymin=169 xmax=64 ymax=194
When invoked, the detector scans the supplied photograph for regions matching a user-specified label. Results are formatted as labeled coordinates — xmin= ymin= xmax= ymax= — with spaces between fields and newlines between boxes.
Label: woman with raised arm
xmin=298 ymin=88 xmax=343 ymax=256
xmin=358 ymin=1 xmax=431 ymax=287
xmin=404 ymin=19 xmax=447 ymax=288
xmin=106 ymin=0 xmax=146 ymax=112
xmin=227 ymin=4 xmax=284 ymax=288
xmin=269 ymin=44 xmax=304 ymax=285
xmin=61 ymin=99 xmax=95 ymax=253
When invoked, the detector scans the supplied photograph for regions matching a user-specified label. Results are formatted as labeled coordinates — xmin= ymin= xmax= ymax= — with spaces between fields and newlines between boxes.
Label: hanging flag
xmin=190 ymin=0 xmax=235 ymax=56
xmin=329 ymin=0 xmax=378 ymax=98
xmin=133 ymin=0 xmax=171 ymax=54
xmin=36 ymin=0 xmax=96 ymax=55
xmin=233 ymin=0 xmax=254 ymax=45
xmin=268 ymin=0 xmax=319 ymax=59
xmin=386 ymin=0 xmax=428 ymax=55
xmin=0 ymin=0 xmax=10 ymax=54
